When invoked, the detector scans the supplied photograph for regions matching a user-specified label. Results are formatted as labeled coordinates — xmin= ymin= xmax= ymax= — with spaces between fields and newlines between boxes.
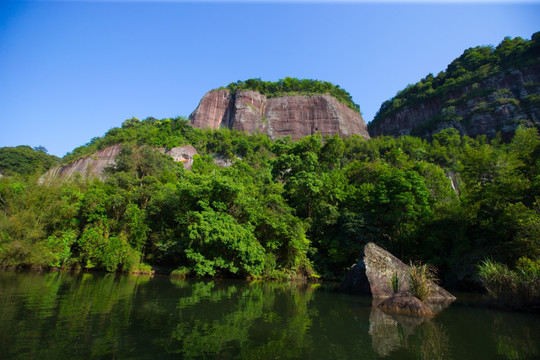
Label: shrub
xmin=477 ymin=258 xmax=540 ymax=310
xmin=171 ymin=267 xmax=191 ymax=279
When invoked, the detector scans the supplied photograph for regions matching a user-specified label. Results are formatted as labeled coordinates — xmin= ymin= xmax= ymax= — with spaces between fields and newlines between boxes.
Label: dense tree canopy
xmin=0 ymin=145 xmax=59 ymax=176
xmin=1 ymin=116 xmax=538 ymax=286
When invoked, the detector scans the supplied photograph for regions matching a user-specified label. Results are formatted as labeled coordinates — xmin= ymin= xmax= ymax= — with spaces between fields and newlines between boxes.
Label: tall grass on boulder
xmin=408 ymin=262 xmax=438 ymax=302
xmin=388 ymin=271 xmax=403 ymax=294
xmin=477 ymin=258 xmax=540 ymax=311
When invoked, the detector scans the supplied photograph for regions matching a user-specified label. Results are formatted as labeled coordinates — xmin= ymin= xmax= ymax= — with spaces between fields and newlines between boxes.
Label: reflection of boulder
xmin=369 ymin=300 xmax=427 ymax=357
xmin=341 ymin=242 xmax=456 ymax=302
xmin=368 ymin=307 xmax=402 ymax=357
xmin=377 ymin=291 xmax=433 ymax=316
xmin=369 ymin=297 xmax=451 ymax=359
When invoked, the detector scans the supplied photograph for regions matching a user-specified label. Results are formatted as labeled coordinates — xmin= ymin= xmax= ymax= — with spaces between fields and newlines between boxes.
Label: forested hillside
xmin=0 ymin=145 xmax=59 ymax=176
xmin=369 ymin=33 xmax=540 ymax=139
xmin=1 ymin=117 xmax=538 ymax=287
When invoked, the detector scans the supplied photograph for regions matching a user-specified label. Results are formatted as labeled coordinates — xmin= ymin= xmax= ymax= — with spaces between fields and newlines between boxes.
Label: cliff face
xmin=189 ymin=90 xmax=370 ymax=139
xmin=368 ymin=64 xmax=540 ymax=139
xmin=41 ymin=145 xmax=198 ymax=183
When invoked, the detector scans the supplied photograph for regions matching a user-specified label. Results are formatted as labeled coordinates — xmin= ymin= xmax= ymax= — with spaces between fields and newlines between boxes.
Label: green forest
xmin=1 ymin=117 xmax=538 ymax=292
xmin=370 ymin=32 xmax=540 ymax=130
xmin=0 ymin=145 xmax=58 ymax=176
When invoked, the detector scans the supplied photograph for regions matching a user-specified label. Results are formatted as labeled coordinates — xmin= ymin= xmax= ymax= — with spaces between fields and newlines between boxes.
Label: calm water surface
xmin=0 ymin=271 xmax=538 ymax=360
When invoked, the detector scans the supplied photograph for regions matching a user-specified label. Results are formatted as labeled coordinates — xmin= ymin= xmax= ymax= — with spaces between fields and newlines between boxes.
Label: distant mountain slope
xmin=369 ymin=33 xmax=540 ymax=139
xmin=0 ymin=145 xmax=59 ymax=176
xmin=189 ymin=78 xmax=370 ymax=140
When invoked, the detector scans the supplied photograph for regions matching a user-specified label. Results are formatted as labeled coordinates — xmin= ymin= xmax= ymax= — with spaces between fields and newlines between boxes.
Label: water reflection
xmin=168 ymin=280 xmax=318 ymax=360
xmin=369 ymin=297 xmax=453 ymax=359
xmin=0 ymin=272 xmax=539 ymax=360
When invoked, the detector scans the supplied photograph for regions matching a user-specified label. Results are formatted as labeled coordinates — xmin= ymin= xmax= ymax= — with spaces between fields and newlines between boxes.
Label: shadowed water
xmin=0 ymin=271 xmax=538 ymax=359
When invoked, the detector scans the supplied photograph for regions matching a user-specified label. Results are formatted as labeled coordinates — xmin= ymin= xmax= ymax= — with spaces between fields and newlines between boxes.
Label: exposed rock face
xmin=341 ymin=242 xmax=456 ymax=302
xmin=188 ymin=90 xmax=233 ymax=129
xmin=368 ymin=64 xmax=540 ymax=139
xmin=41 ymin=144 xmax=122 ymax=183
xmin=156 ymin=145 xmax=198 ymax=171
xmin=190 ymin=90 xmax=370 ymax=139
xmin=41 ymin=145 xmax=199 ymax=183
xmin=377 ymin=291 xmax=433 ymax=317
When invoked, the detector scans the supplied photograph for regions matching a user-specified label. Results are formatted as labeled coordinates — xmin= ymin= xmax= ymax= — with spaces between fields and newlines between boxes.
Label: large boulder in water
xmin=341 ymin=242 xmax=456 ymax=302
xmin=377 ymin=291 xmax=433 ymax=317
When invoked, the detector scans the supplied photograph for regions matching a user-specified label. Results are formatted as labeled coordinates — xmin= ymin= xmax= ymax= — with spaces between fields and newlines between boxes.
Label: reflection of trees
xmin=168 ymin=280 xmax=317 ymax=360
xmin=492 ymin=312 xmax=539 ymax=360
xmin=5 ymin=273 xmax=540 ymax=360
xmin=0 ymin=271 xmax=147 ymax=359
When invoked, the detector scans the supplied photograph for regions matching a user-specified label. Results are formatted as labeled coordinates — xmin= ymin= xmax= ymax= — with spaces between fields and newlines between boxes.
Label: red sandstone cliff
xmin=368 ymin=64 xmax=540 ymax=139
xmin=189 ymin=90 xmax=369 ymax=139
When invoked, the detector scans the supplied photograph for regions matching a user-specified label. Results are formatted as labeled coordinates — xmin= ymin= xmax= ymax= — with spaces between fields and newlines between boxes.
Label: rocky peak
xmin=189 ymin=88 xmax=369 ymax=139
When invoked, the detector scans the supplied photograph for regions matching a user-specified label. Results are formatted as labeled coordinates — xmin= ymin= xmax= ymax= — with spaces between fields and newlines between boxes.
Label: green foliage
xmin=0 ymin=145 xmax=58 ymax=176
xmin=477 ymin=258 xmax=540 ymax=311
xmin=220 ymin=77 xmax=361 ymax=113
xmin=0 ymin=116 xmax=538 ymax=285
xmin=185 ymin=207 xmax=265 ymax=277
xmin=389 ymin=271 xmax=402 ymax=294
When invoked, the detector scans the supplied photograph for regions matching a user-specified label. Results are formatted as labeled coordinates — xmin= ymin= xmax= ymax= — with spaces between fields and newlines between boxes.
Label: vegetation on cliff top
xmin=1 ymin=117 xmax=538 ymax=295
xmin=215 ymin=77 xmax=361 ymax=114
xmin=370 ymin=32 xmax=540 ymax=129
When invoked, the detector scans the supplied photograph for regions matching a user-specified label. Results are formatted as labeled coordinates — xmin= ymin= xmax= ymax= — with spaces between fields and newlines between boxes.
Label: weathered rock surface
xmin=41 ymin=144 xmax=122 ymax=183
xmin=156 ymin=145 xmax=198 ymax=171
xmin=377 ymin=291 xmax=433 ymax=316
xmin=368 ymin=64 xmax=540 ymax=139
xmin=189 ymin=89 xmax=370 ymax=139
xmin=41 ymin=145 xmax=199 ymax=183
xmin=341 ymin=242 xmax=456 ymax=302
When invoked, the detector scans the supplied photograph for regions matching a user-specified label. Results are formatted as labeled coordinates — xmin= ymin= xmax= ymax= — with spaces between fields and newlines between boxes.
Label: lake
xmin=0 ymin=271 xmax=538 ymax=359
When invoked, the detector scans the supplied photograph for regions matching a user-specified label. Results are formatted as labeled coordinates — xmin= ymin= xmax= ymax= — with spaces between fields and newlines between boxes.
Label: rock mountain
xmin=369 ymin=64 xmax=540 ymax=139
xmin=189 ymin=89 xmax=370 ymax=139
xmin=369 ymin=33 xmax=540 ymax=139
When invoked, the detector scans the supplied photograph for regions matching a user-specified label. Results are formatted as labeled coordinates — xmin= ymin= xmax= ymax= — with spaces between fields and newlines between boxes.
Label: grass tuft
xmin=409 ymin=262 xmax=438 ymax=302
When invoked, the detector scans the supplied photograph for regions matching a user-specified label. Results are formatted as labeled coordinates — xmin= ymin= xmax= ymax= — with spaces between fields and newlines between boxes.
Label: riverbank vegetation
xmin=0 ymin=118 xmax=539 ymax=297
xmin=478 ymin=258 xmax=540 ymax=311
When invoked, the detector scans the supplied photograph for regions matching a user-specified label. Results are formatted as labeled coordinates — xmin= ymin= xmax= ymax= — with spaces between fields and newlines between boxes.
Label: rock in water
xmin=377 ymin=291 xmax=433 ymax=317
xmin=341 ymin=242 xmax=456 ymax=302
xmin=189 ymin=89 xmax=370 ymax=139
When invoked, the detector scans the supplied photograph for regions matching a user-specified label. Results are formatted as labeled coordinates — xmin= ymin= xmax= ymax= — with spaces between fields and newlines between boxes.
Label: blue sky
xmin=1 ymin=1 xmax=539 ymax=157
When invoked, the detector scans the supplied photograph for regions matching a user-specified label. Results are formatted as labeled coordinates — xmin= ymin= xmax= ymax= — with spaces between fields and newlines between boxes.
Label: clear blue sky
xmin=1 ymin=0 xmax=539 ymax=157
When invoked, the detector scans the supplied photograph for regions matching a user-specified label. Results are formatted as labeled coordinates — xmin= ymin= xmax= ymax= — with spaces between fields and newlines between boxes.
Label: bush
xmin=477 ymin=258 xmax=540 ymax=311
xmin=170 ymin=267 xmax=191 ymax=279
